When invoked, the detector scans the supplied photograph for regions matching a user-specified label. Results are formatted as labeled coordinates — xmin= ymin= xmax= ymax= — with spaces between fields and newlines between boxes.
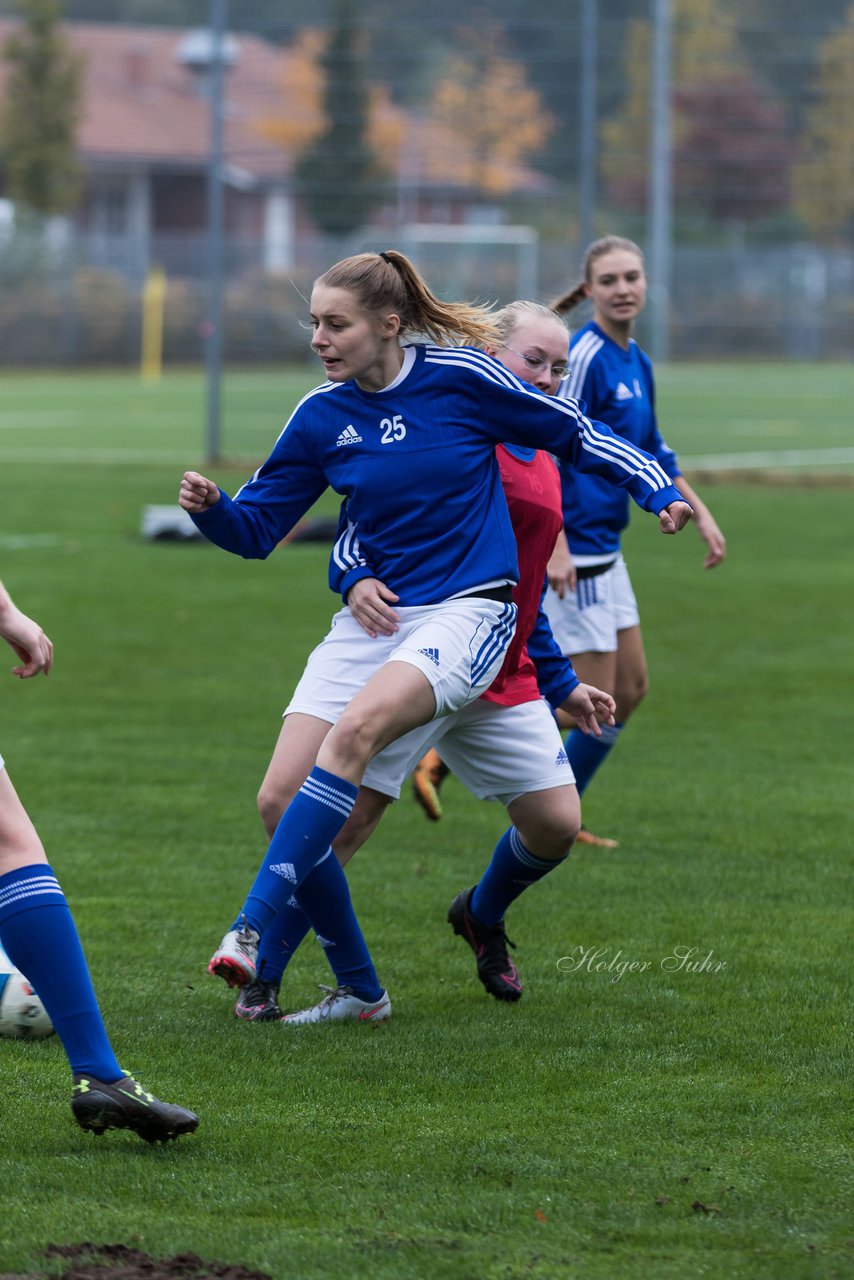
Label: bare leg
xmin=258 ymin=713 xmax=334 ymax=841
xmin=0 ymin=768 xmax=47 ymax=874
xmin=257 ymin=712 xmax=392 ymax=858
xmin=555 ymin=629 xmax=647 ymax=846
xmin=316 ymin=660 xmax=437 ymax=784
xmin=612 ymin=624 xmax=648 ymax=723
xmin=507 ymin=784 xmax=580 ymax=860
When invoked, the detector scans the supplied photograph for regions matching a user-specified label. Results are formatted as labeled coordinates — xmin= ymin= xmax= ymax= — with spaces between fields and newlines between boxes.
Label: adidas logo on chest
xmin=615 ymin=378 xmax=643 ymax=402
xmin=337 ymin=424 xmax=363 ymax=447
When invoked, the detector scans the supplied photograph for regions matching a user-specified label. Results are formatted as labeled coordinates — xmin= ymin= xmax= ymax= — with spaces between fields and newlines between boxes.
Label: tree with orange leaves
xmin=429 ymin=27 xmax=553 ymax=196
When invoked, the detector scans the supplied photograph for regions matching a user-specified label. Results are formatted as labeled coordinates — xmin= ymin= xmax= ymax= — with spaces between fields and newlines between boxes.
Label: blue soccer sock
xmin=296 ymin=849 xmax=383 ymax=1002
xmin=255 ymin=898 xmax=311 ymax=987
xmin=565 ymin=721 xmax=623 ymax=796
xmin=0 ymin=864 xmax=123 ymax=1081
xmin=255 ymin=856 xmax=382 ymax=1001
xmin=236 ymin=766 xmax=358 ymax=938
xmin=471 ymin=827 xmax=567 ymax=927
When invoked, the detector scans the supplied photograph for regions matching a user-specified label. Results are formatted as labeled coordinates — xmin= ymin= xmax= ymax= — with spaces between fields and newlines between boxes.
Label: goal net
xmin=396 ymin=224 xmax=539 ymax=305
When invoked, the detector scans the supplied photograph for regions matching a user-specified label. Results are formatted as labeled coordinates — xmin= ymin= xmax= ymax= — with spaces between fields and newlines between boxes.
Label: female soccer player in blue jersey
xmin=179 ymin=249 xmax=692 ymax=1014
xmin=232 ymin=301 xmax=615 ymax=1023
xmin=0 ymin=579 xmax=198 ymax=1142
xmin=544 ymin=236 xmax=726 ymax=847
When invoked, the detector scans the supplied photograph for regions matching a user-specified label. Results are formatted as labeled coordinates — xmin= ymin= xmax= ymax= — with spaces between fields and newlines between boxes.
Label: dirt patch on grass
xmin=1 ymin=1243 xmax=272 ymax=1280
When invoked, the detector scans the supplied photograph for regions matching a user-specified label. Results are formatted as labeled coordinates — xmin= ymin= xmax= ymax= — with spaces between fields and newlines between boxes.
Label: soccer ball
xmin=0 ymin=953 xmax=55 ymax=1040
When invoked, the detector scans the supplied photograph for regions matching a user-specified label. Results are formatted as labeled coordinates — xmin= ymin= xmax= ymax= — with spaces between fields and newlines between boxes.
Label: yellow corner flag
xmin=141 ymin=266 xmax=166 ymax=382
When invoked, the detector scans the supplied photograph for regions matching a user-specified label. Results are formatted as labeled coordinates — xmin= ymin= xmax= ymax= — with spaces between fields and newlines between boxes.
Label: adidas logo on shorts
xmin=418 ymin=647 xmax=440 ymax=666
xmin=555 ymin=747 xmax=569 ymax=766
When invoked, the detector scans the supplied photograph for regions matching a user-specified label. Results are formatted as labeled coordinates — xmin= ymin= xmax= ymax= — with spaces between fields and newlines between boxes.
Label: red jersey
xmin=481 ymin=445 xmax=564 ymax=707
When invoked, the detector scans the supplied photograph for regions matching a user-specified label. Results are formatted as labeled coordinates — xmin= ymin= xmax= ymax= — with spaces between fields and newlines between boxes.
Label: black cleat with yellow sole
xmin=71 ymin=1074 xmax=199 ymax=1144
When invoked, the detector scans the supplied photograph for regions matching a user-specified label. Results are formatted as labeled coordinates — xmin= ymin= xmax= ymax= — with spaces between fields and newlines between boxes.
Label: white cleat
xmin=280 ymin=984 xmax=392 ymax=1026
xmin=207 ymin=921 xmax=260 ymax=988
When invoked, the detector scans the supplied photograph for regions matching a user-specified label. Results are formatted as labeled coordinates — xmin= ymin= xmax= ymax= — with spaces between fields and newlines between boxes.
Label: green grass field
xmin=0 ymin=365 xmax=851 ymax=1280
xmin=0 ymin=360 xmax=851 ymax=471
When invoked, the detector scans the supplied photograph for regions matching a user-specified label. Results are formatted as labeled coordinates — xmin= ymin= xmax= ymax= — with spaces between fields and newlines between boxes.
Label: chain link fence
xmin=0 ymin=226 xmax=851 ymax=367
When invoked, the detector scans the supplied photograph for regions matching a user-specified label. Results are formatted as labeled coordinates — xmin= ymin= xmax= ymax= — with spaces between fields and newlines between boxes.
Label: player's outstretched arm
xmin=0 ymin=580 xmax=53 ymax=678
xmin=673 ymin=477 xmax=726 ymax=567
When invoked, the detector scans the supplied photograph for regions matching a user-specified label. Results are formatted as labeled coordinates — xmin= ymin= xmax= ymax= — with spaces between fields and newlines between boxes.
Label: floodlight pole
xmin=578 ymin=0 xmax=598 ymax=253
xmin=205 ymin=0 xmax=227 ymax=464
xmin=647 ymin=0 xmax=672 ymax=363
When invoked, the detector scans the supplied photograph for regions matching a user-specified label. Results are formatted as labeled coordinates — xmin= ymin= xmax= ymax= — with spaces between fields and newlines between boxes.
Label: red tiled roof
xmin=0 ymin=21 xmax=294 ymax=181
xmin=0 ymin=20 xmax=553 ymax=196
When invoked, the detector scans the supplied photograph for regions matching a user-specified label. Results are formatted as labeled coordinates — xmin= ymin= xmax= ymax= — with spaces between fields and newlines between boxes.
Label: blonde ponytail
xmin=317 ymin=250 xmax=503 ymax=348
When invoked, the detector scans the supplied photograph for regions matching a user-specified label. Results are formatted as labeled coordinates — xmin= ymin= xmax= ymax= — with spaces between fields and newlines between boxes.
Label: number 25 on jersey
xmin=380 ymin=415 xmax=406 ymax=444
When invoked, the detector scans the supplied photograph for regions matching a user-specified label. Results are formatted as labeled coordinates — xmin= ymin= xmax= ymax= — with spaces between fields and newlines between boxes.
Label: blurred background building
xmin=0 ymin=0 xmax=851 ymax=366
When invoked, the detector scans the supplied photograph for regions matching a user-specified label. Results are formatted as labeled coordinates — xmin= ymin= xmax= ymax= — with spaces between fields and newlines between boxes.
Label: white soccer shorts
xmin=362 ymin=695 xmax=575 ymax=806
xmin=543 ymin=554 xmax=639 ymax=655
xmin=285 ymin=597 xmax=517 ymax=723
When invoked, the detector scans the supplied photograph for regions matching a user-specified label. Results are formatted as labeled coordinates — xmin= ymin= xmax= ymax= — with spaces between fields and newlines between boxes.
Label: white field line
xmin=0 ymin=533 xmax=64 ymax=549
xmin=679 ymin=447 xmax=854 ymax=470
xmin=0 ymin=444 xmax=852 ymax=469
xmin=0 ymin=447 xmax=192 ymax=464
xmin=0 ymin=414 xmax=79 ymax=429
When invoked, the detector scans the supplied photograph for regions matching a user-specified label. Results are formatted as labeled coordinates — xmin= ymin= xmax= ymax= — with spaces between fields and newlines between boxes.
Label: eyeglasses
xmin=500 ymin=344 xmax=569 ymax=381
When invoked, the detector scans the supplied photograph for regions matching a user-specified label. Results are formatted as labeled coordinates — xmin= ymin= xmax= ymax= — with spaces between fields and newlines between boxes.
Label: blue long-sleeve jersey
xmin=190 ymin=343 xmax=683 ymax=607
xmin=558 ymin=322 xmax=681 ymax=558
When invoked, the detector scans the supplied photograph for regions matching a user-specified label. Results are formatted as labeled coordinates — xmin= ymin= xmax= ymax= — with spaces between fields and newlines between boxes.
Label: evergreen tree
xmin=295 ymin=0 xmax=387 ymax=238
xmin=0 ymin=0 xmax=84 ymax=216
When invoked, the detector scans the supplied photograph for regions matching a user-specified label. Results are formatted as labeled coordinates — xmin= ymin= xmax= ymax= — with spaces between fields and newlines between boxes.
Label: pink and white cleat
xmin=280 ymin=985 xmax=391 ymax=1026
xmin=207 ymin=920 xmax=260 ymax=989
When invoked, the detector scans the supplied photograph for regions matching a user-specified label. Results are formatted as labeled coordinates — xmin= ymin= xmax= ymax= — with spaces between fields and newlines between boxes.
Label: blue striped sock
xmin=0 ymin=864 xmax=122 ymax=1081
xmin=238 ymin=766 xmax=358 ymax=938
xmin=256 ymin=897 xmax=311 ymax=986
xmin=297 ymin=849 xmax=382 ymax=1002
xmin=471 ymin=828 xmax=567 ymax=926
xmin=565 ymin=721 xmax=623 ymax=795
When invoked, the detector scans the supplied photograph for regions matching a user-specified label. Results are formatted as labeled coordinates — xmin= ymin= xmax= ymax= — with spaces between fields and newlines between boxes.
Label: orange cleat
xmin=574 ymin=826 xmax=619 ymax=849
xmin=411 ymin=748 xmax=449 ymax=822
